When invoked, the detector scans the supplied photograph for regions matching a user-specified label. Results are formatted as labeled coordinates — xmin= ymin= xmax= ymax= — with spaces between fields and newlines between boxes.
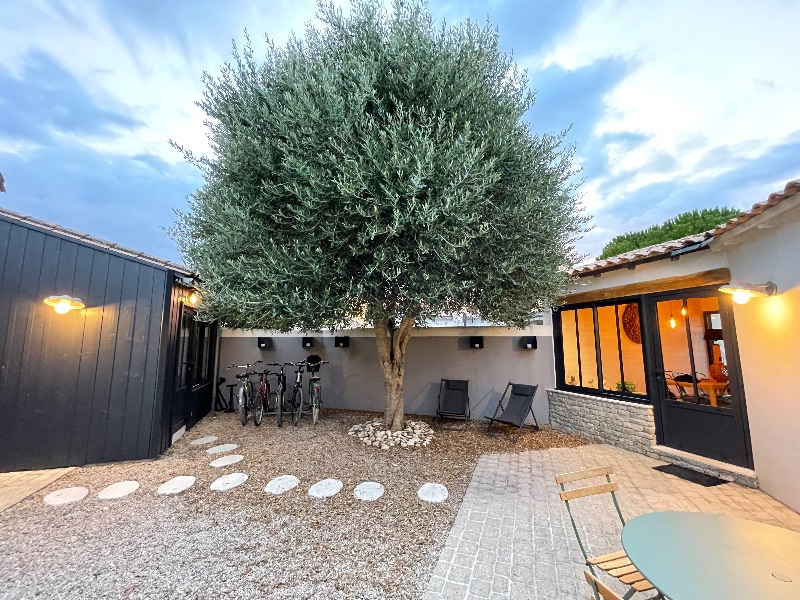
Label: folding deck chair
xmin=435 ymin=379 xmax=470 ymax=429
xmin=484 ymin=382 xmax=539 ymax=440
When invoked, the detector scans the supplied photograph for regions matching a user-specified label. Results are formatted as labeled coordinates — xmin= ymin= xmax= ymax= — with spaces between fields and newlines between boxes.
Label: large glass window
xmin=558 ymin=301 xmax=647 ymax=398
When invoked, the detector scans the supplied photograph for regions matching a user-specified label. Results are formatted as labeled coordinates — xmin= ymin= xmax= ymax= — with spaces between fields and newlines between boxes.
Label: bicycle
xmin=227 ymin=360 xmax=263 ymax=426
xmin=266 ymin=363 xmax=287 ymax=427
xmin=305 ymin=354 xmax=329 ymax=424
xmin=285 ymin=360 xmax=306 ymax=426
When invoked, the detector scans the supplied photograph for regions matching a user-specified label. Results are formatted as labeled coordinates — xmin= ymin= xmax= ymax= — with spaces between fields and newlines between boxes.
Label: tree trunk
xmin=374 ymin=316 xmax=414 ymax=431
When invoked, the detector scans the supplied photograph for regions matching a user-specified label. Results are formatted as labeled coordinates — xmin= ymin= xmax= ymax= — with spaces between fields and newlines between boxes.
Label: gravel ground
xmin=0 ymin=410 xmax=586 ymax=600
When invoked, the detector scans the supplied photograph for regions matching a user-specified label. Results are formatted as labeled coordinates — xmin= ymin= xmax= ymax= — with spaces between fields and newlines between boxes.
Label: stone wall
xmin=547 ymin=389 xmax=656 ymax=455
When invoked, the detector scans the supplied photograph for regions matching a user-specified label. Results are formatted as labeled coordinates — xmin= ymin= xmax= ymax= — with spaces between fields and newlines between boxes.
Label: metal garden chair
xmin=555 ymin=466 xmax=663 ymax=599
xmin=435 ymin=379 xmax=470 ymax=429
xmin=484 ymin=382 xmax=539 ymax=440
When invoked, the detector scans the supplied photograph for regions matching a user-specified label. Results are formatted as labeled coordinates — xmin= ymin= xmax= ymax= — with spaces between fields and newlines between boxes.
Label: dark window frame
xmin=554 ymin=295 xmax=650 ymax=404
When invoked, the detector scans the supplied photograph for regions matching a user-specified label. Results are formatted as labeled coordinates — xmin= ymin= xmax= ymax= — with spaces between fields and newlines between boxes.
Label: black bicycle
xmin=228 ymin=360 xmax=263 ymax=426
xmin=285 ymin=360 xmax=306 ymax=426
xmin=306 ymin=354 xmax=329 ymax=424
xmin=266 ymin=363 xmax=287 ymax=427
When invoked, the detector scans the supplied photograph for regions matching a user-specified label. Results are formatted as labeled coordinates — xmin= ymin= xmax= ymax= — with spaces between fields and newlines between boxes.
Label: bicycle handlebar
xmin=227 ymin=360 xmax=263 ymax=370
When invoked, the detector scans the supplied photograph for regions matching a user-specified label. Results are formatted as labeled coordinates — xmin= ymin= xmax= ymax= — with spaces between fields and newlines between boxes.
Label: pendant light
xmin=668 ymin=301 xmax=677 ymax=329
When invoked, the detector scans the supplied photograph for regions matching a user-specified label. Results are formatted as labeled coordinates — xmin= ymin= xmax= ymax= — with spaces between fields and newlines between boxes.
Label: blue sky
xmin=1 ymin=0 xmax=799 ymax=262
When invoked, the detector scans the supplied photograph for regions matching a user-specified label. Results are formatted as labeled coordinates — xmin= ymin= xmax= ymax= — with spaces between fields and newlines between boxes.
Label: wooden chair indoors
xmin=555 ymin=466 xmax=664 ymax=599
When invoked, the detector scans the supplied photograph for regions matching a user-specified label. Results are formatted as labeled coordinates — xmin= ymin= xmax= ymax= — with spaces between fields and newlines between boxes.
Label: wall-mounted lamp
xmin=719 ymin=281 xmax=777 ymax=304
xmin=257 ymin=337 xmax=272 ymax=350
xmin=334 ymin=336 xmax=350 ymax=348
xmin=520 ymin=336 xmax=537 ymax=350
xmin=301 ymin=337 xmax=315 ymax=348
xmin=44 ymin=295 xmax=85 ymax=314
xmin=469 ymin=336 xmax=484 ymax=349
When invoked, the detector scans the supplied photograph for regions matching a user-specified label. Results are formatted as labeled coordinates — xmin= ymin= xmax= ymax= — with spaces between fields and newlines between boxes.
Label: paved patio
xmin=424 ymin=444 xmax=800 ymax=599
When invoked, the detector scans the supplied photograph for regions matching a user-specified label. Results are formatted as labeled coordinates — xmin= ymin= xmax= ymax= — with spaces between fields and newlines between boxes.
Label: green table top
xmin=622 ymin=511 xmax=800 ymax=600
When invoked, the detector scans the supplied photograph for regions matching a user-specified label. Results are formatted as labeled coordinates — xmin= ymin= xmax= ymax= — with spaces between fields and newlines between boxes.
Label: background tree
xmin=598 ymin=207 xmax=739 ymax=259
xmin=172 ymin=0 xmax=586 ymax=430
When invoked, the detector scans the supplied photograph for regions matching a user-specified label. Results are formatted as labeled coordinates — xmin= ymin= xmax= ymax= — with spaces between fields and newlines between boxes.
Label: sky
xmin=1 ymin=0 xmax=799 ymax=263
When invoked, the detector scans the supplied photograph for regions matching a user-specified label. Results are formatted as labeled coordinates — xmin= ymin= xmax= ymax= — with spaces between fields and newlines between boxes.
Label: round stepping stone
xmin=209 ymin=454 xmax=244 ymax=468
xmin=265 ymin=475 xmax=300 ymax=495
xmin=206 ymin=443 xmax=238 ymax=455
xmin=210 ymin=472 xmax=248 ymax=491
xmin=417 ymin=482 xmax=448 ymax=503
xmin=97 ymin=480 xmax=140 ymax=500
xmin=190 ymin=436 xmax=218 ymax=445
xmin=157 ymin=476 xmax=196 ymax=495
xmin=354 ymin=481 xmax=384 ymax=501
xmin=43 ymin=486 xmax=89 ymax=507
xmin=308 ymin=478 xmax=343 ymax=499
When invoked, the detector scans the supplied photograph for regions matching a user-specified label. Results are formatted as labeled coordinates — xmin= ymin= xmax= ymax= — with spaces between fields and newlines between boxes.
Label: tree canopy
xmin=172 ymin=0 xmax=586 ymax=428
xmin=597 ymin=207 xmax=740 ymax=259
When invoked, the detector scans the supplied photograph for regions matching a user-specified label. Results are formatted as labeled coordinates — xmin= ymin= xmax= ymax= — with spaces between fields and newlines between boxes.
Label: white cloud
xmin=543 ymin=0 xmax=800 ymax=212
xmin=0 ymin=0 xmax=328 ymax=163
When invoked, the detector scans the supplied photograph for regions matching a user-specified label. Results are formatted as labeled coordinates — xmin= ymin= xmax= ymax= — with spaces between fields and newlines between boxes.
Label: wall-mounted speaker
xmin=334 ymin=336 xmax=350 ymax=348
xmin=520 ymin=336 xmax=537 ymax=349
xmin=257 ymin=337 xmax=272 ymax=350
xmin=469 ymin=336 xmax=484 ymax=349
xmin=301 ymin=337 xmax=314 ymax=348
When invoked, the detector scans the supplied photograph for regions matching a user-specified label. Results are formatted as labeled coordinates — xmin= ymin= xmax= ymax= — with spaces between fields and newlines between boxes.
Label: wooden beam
xmin=562 ymin=268 xmax=731 ymax=304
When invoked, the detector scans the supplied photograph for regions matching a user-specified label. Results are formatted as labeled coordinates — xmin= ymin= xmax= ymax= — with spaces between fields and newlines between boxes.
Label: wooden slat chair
xmin=555 ymin=466 xmax=663 ymax=600
xmin=585 ymin=570 xmax=623 ymax=600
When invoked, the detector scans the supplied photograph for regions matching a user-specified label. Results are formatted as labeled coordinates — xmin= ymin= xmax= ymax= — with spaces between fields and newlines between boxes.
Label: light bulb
xmin=188 ymin=292 xmax=199 ymax=306
xmin=54 ymin=300 xmax=72 ymax=314
xmin=669 ymin=315 xmax=677 ymax=329
xmin=732 ymin=291 xmax=750 ymax=304
xmin=680 ymin=306 xmax=687 ymax=316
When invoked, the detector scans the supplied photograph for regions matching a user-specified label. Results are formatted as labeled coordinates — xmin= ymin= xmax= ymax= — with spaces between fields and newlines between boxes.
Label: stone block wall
xmin=547 ymin=389 xmax=656 ymax=455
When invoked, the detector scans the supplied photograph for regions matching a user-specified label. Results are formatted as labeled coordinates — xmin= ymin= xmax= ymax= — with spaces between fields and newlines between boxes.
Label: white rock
xmin=207 ymin=443 xmax=238 ymax=455
xmin=418 ymin=482 xmax=449 ymax=503
xmin=381 ymin=444 xmax=389 ymax=450
xmin=354 ymin=482 xmax=385 ymax=501
xmin=190 ymin=436 xmax=218 ymax=445
xmin=157 ymin=476 xmax=196 ymax=495
xmin=265 ymin=475 xmax=300 ymax=495
xmin=43 ymin=487 xmax=89 ymax=507
xmin=209 ymin=454 xmax=244 ymax=468
xmin=210 ymin=472 xmax=248 ymax=491
xmin=97 ymin=480 xmax=140 ymax=500
xmin=308 ymin=478 xmax=343 ymax=499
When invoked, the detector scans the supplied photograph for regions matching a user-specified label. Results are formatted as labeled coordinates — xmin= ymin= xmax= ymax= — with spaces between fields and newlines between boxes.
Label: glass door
xmin=650 ymin=290 xmax=752 ymax=467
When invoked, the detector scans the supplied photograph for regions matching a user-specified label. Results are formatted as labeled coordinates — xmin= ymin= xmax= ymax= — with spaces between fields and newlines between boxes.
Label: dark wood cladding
xmin=0 ymin=218 xmax=171 ymax=471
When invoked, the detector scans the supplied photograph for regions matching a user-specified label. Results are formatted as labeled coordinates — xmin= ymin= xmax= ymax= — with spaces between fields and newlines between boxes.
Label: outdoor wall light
xmin=187 ymin=292 xmax=200 ymax=306
xmin=334 ymin=336 xmax=350 ymax=348
xmin=257 ymin=337 xmax=272 ymax=350
xmin=719 ymin=282 xmax=778 ymax=304
xmin=44 ymin=295 xmax=85 ymax=314
xmin=302 ymin=337 xmax=315 ymax=348
xmin=469 ymin=336 xmax=484 ymax=349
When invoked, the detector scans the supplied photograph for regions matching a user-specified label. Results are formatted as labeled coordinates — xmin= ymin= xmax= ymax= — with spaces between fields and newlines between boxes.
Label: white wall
xmin=720 ymin=202 xmax=800 ymax=512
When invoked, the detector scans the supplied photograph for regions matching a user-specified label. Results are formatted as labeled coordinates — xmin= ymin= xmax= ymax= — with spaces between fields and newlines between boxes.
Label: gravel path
xmin=0 ymin=410 xmax=586 ymax=599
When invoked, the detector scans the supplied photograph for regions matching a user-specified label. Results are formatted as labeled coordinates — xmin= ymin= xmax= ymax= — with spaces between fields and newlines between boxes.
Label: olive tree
xmin=172 ymin=0 xmax=586 ymax=430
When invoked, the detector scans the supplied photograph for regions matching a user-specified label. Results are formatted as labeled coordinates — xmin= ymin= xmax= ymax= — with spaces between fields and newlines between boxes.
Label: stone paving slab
xmin=424 ymin=444 xmax=800 ymax=599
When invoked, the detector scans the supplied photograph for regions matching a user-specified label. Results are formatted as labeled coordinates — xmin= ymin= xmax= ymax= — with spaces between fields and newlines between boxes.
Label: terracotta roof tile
xmin=574 ymin=177 xmax=800 ymax=277
xmin=0 ymin=205 xmax=194 ymax=276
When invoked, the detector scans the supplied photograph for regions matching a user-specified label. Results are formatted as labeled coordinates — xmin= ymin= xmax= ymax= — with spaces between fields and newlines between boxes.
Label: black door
xmin=647 ymin=289 xmax=753 ymax=468
xmin=171 ymin=307 xmax=216 ymax=436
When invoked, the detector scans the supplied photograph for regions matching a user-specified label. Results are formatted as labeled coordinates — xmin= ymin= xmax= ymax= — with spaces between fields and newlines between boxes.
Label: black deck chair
xmin=435 ymin=379 xmax=470 ymax=429
xmin=485 ymin=382 xmax=539 ymax=440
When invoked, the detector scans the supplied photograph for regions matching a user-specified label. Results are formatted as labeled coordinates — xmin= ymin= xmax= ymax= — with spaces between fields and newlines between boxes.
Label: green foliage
xmin=615 ymin=380 xmax=636 ymax=393
xmin=172 ymin=0 xmax=586 ymax=332
xmin=598 ymin=207 xmax=739 ymax=260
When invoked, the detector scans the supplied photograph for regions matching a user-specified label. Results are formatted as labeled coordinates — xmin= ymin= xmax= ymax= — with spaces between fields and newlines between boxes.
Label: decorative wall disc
xmin=621 ymin=304 xmax=642 ymax=344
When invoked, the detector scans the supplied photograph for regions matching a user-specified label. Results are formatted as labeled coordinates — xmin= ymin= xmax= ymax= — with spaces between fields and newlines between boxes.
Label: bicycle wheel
xmin=276 ymin=387 xmax=284 ymax=427
xmin=238 ymin=386 xmax=247 ymax=425
xmin=311 ymin=381 xmax=321 ymax=424
xmin=252 ymin=382 xmax=263 ymax=426
xmin=291 ymin=386 xmax=303 ymax=426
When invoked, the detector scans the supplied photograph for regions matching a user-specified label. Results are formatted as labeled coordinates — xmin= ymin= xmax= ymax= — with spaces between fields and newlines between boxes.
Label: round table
xmin=622 ymin=511 xmax=800 ymax=599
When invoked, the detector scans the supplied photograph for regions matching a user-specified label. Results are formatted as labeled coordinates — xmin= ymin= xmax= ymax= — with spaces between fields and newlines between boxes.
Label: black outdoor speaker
xmin=257 ymin=337 xmax=273 ymax=350
xmin=301 ymin=337 xmax=315 ymax=348
xmin=335 ymin=336 xmax=350 ymax=348
xmin=469 ymin=336 xmax=484 ymax=349
xmin=520 ymin=336 xmax=537 ymax=350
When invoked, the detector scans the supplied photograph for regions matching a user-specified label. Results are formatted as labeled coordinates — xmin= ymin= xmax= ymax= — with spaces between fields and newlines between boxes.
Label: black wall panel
xmin=0 ymin=218 xmax=172 ymax=471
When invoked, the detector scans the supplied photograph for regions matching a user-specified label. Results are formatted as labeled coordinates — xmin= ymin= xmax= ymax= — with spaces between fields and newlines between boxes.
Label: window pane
xmin=576 ymin=308 xmax=598 ymax=388
xmin=560 ymin=310 xmax=580 ymax=386
xmin=618 ymin=303 xmax=647 ymax=395
xmin=597 ymin=306 xmax=622 ymax=392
